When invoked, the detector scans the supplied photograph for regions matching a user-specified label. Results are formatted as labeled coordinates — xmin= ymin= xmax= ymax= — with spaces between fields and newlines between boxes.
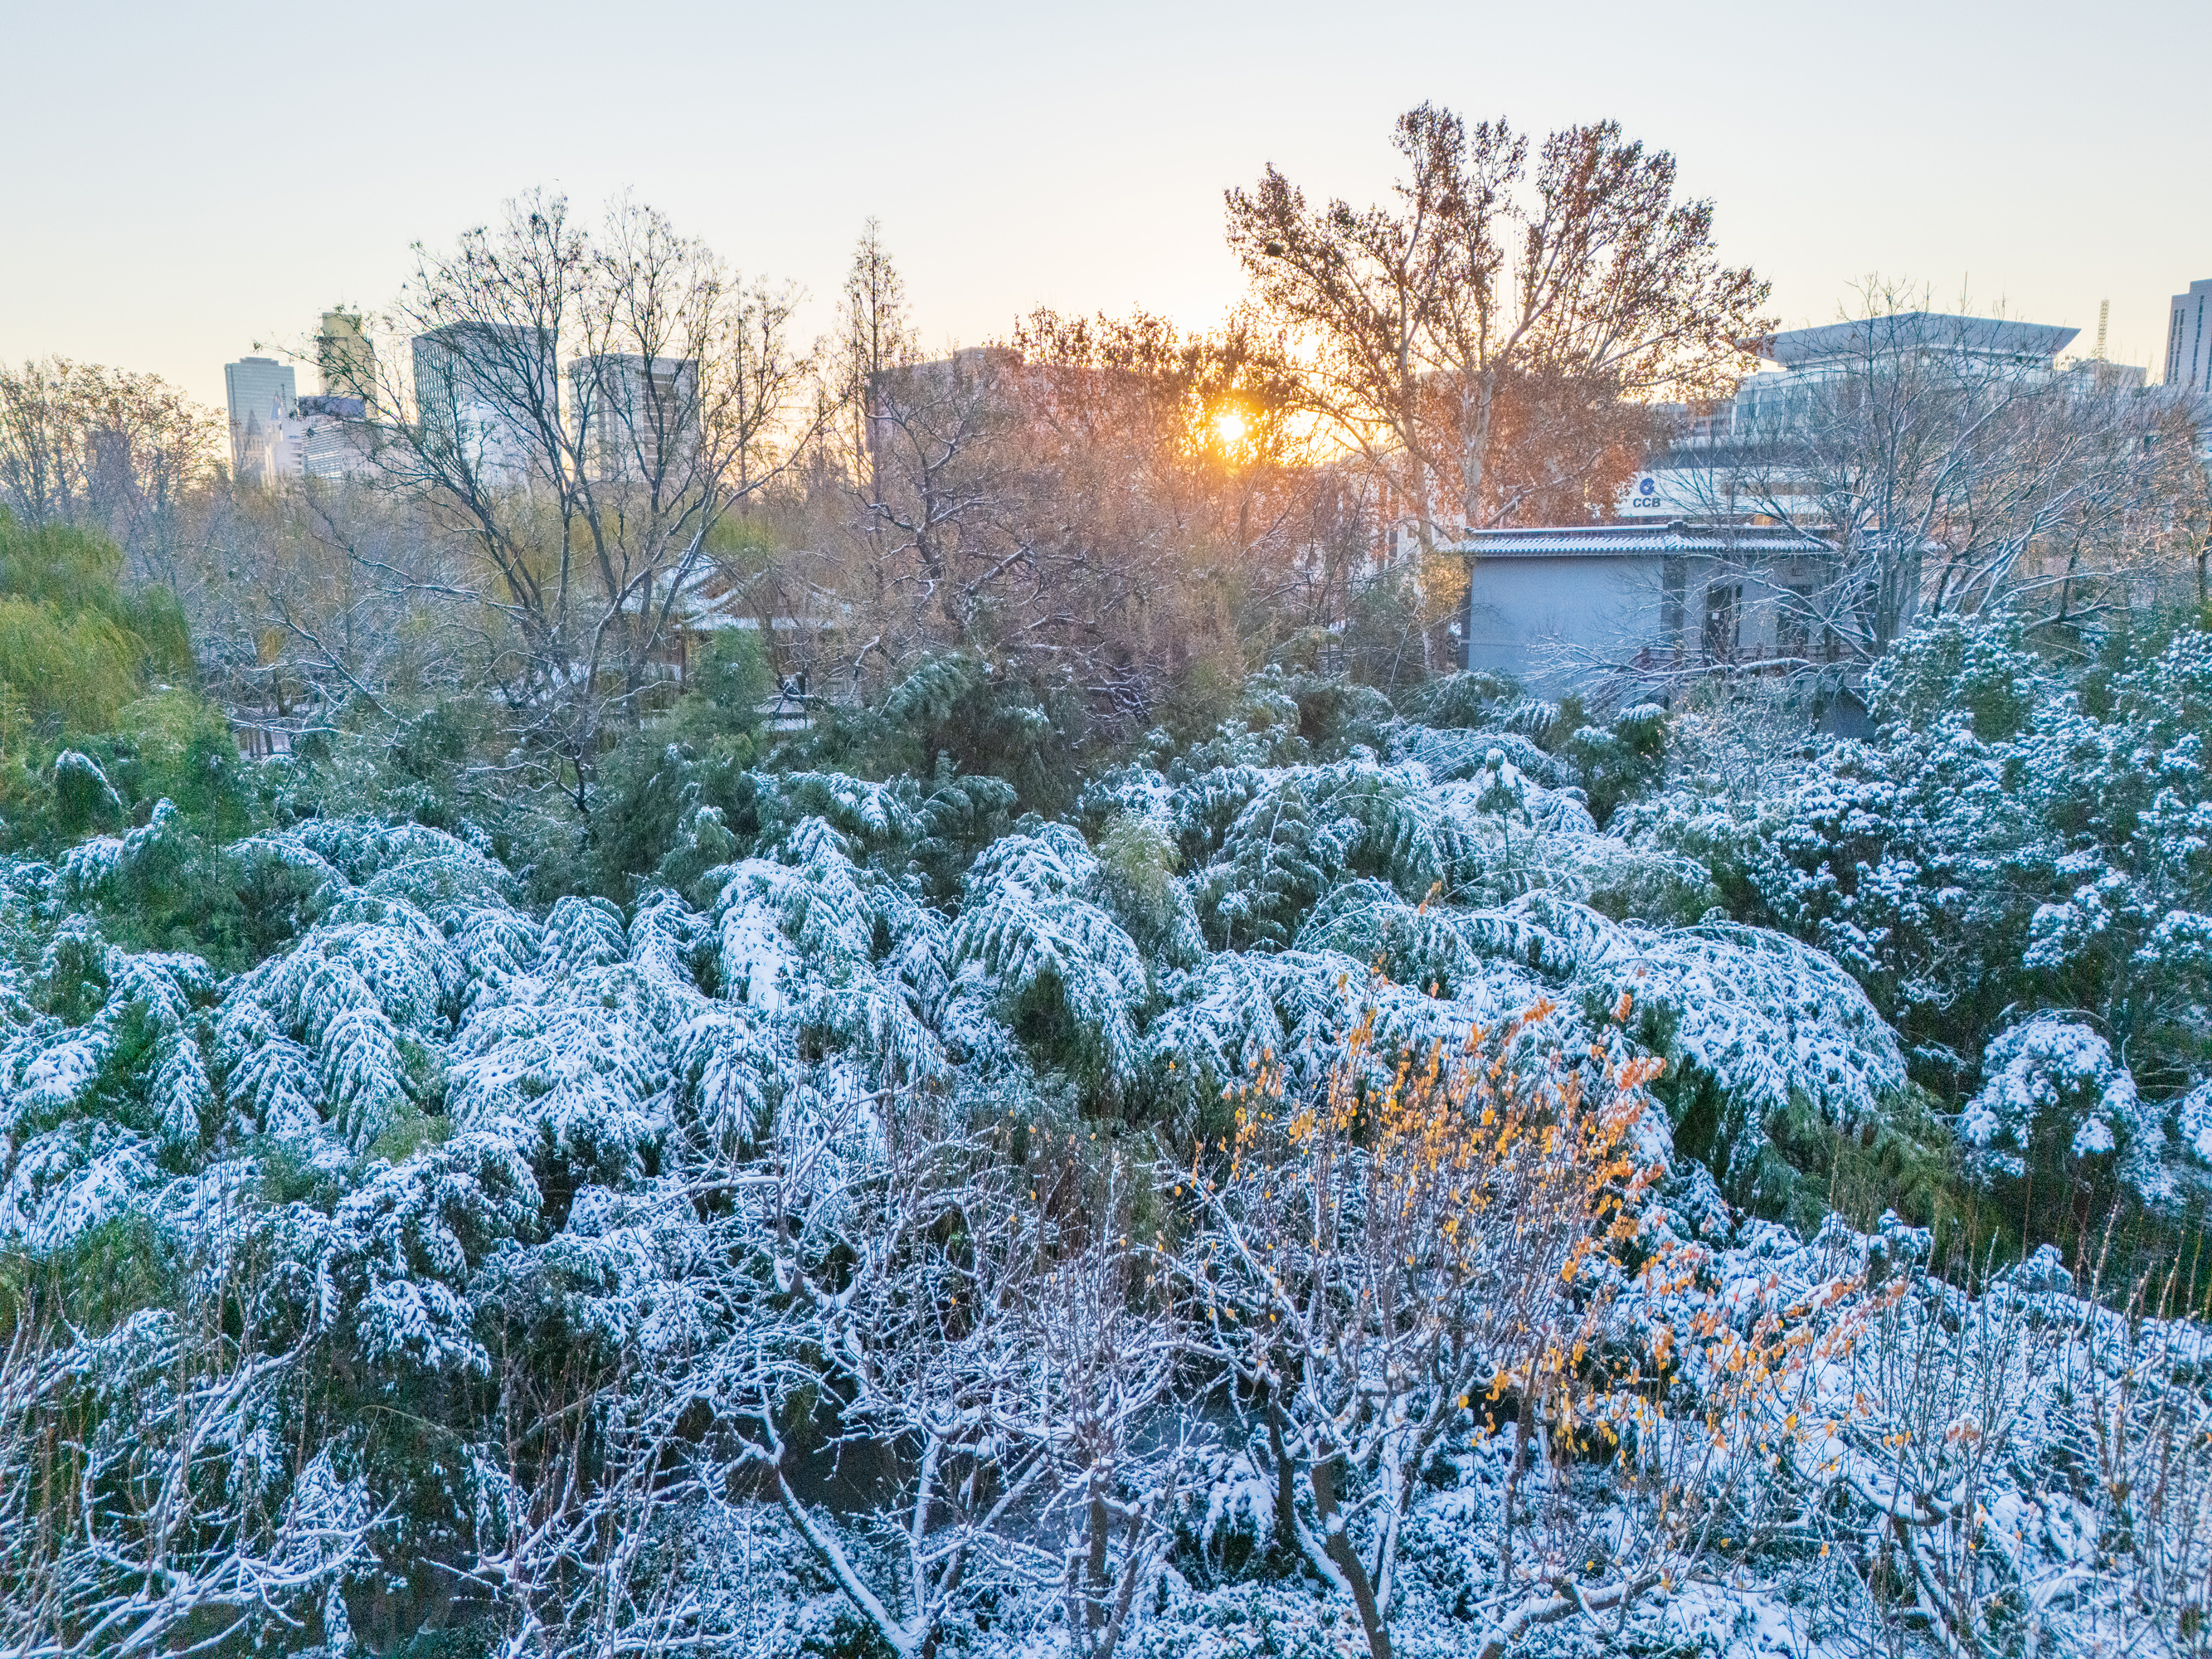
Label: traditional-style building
xmin=1458 ymin=520 xmax=1835 ymax=679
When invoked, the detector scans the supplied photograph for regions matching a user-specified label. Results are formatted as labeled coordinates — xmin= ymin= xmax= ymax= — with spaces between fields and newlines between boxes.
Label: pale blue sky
xmin=3 ymin=0 xmax=2205 ymax=409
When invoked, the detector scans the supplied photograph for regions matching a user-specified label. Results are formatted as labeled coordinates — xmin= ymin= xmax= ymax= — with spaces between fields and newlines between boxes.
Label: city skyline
xmin=5 ymin=0 xmax=2207 ymax=412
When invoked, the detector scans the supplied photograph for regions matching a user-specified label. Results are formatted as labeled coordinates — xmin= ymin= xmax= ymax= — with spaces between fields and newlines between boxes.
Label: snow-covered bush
xmin=7 ymin=617 xmax=2207 ymax=1656
xmin=950 ymin=822 xmax=1150 ymax=1084
xmin=1962 ymin=1014 xmax=2168 ymax=1201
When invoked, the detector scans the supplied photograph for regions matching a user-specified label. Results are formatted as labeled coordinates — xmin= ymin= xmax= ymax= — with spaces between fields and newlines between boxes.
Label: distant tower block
xmin=223 ymin=355 xmax=297 ymax=479
xmin=316 ymin=310 xmax=380 ymax=410
xmin=2095 ymin=299 xmax=2108 ymax=362
xmin=2166 ymin=279 xmax=2212 ymax=394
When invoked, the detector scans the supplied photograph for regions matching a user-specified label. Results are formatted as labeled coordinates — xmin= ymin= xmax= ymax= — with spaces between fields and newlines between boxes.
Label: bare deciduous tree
xmin=1026 ymin=1161 xmax=1189 ymax=1659
xmin=362 ymin=191 xmax=827 ymax=810
xmin=1227 ymin=105 xmax=1770 ymax=558
xmin=1675 ymin=294 xmax=2212 ymax=665
xmin=0 ymin=358 xmax=223 ymax=590
xmin=717 ymin=1084 xmax=1195 ymax=1659
xmin=736 ymin=1092 xmax=1058 ymax=1659
xmin=1174 ymin=1000 xmax=1845 ymax=1659
xmin=814 ymin=280 xmax=1344 ymax=723
xmin=837 ymin=217 xmax=919 ymax=484
xmin=1173 ymin=1005 xmax=1663 ymax=1659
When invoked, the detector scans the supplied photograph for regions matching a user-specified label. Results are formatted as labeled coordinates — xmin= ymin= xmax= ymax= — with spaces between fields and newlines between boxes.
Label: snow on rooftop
xmin=1762 ymin=312 xmax=2079 ymax=368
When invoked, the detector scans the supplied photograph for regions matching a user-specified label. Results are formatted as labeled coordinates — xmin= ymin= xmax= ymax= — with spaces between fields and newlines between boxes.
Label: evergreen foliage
xmin=10 ymin=595 xmax=2212 ymax=1657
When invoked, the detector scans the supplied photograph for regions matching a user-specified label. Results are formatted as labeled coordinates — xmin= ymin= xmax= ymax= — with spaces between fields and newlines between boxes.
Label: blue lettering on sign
xmin=1637 ymin=477 xmax=1656 ymax=496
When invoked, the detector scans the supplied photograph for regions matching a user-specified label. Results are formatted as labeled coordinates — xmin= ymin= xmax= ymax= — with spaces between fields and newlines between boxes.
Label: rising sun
xmin=1213 ymin=409 xmax=1249 ymax=444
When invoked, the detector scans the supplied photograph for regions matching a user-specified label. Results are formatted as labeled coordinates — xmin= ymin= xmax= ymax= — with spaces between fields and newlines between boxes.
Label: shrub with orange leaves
xmin=1170 ymin=995 xmax=1666 ymax=1659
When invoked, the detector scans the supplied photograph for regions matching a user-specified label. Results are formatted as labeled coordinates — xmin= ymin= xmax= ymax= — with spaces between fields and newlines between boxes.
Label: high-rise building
xmin=316 ymin=311 xmax=380 ymax=410
xmin=412 ymin=323 xmax=553 ymax=484
xmin=223 ymin=355 xmax=297 ymax=481
xmin=2165 ymin=280 xmax=2212 ymax=397
xmin=571 ymin=353 xmax=699 ymax=482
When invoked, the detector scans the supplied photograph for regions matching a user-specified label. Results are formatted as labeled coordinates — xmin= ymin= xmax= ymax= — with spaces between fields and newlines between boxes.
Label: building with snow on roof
xmin=1457 ymin=520 xmax=1852 ymax=706
xmin=1483 ymin=309 xmax=2142 ymax=713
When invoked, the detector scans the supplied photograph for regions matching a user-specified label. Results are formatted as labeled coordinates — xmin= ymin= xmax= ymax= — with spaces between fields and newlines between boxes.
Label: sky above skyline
xmin=3 ymin=0 xmax=2205 ymax=412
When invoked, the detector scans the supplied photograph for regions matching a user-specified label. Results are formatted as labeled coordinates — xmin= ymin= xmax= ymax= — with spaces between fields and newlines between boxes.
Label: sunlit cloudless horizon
xmin=4 ymin=0 xmax=2205 ymax=410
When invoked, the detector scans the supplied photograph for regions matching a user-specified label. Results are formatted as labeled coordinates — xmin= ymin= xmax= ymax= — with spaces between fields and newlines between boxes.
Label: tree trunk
xmin=1458 ymin=371 xmax=1496 ymax=533
xmin=1310 ymin=1452 xmax=1391 ymax=1659
xmin=1266 ymin=1392 xmax=1300 ymax=1558
xmin=1498 ymin=1408 xmax=1531 ymax=1590
xmin=1087 ymin=1476 xmax=1111 ymax=1632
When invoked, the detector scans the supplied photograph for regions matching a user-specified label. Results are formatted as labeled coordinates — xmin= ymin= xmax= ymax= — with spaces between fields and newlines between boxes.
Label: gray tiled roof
xmin=1450 ymin=523 xmax=1829 ymax=559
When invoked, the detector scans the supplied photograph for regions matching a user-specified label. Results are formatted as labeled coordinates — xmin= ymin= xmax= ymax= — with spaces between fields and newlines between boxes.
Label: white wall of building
xmin=1465 ymin=556 xmax=1673 ymax=690
xmin=1464 ymin=540 xmax=1838 ymax=693
xmin=2167 ymin=280 xmax=2212 ymax=396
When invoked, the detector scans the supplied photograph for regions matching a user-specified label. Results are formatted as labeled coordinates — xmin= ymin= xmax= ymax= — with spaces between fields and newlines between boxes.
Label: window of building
xmin=1703 ymin=582 xmax=1740 ymax=664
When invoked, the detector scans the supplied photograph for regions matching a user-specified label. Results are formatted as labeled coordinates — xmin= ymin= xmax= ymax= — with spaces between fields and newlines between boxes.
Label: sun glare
xmin=1213 ymin=409 xmax=1249 ymax=445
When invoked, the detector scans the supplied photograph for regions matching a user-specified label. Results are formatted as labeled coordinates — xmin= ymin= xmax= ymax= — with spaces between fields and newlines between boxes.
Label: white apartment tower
xmin=2165 ymin=280 xmax=2212 ymax=397
xmin=411 ymin=323 xmax=555 ymax=484
xmin=571 ymin=353 xmax=699 ymax=482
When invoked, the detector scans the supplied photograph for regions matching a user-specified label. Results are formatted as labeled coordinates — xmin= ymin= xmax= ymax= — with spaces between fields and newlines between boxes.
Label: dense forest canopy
xmin=3 ymin=104 xmax=2212 ymax=1659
